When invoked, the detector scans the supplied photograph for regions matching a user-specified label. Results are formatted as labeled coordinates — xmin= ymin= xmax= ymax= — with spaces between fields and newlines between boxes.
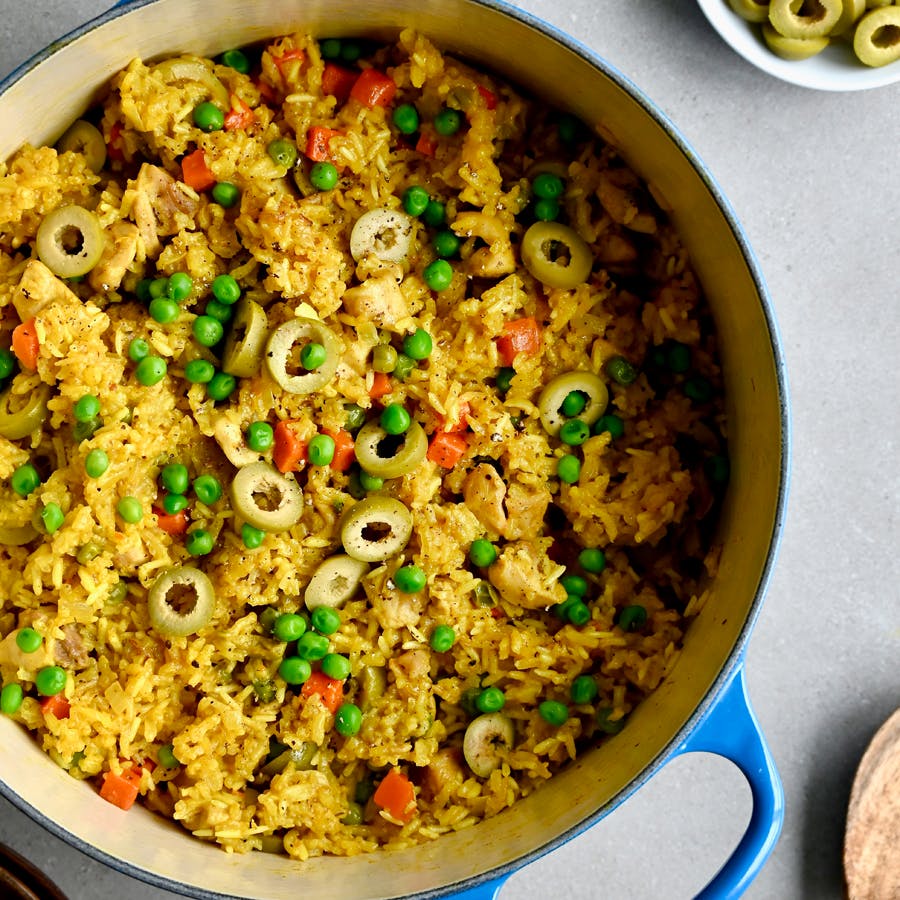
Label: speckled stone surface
xmin=0 ymin=2 xmax=897 ymax=899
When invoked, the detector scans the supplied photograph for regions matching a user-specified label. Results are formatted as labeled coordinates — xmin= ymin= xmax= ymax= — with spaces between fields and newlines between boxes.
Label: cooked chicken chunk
xmin=341 ymin=273 xmax=409 ymax=328
xmin=487 ymin=540 xmax=566 ymax=609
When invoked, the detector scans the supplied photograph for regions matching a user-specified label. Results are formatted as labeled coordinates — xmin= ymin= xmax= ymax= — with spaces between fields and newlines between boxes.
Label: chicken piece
xmin=487 ymin=540 xmax=566 ymax=609
xmin=0 ymin=628 xmax=54 ymax=675
xmin=89 ymin=221 xmax=141 ymax=293
xmin=597 ymin=169 xmax=656 ymax=234
xmin=503 ymin=481 xmax=550 ymax=541
xmin=451 ymin=212 xmax=516 ymax=278
xmin=341 ymin=273 xmax=409 ymax=328
xmin=373 ymin=587 xmax=423 ymax=630
xmin=389 ymin=648 xmax=430 ymax=684
xmin=127 ymin=163 xmax=199 ymax=257
xmin=462 ymin=464 xmax=508 ymax=535
xmin=595 ymin=231 xmax=638 ymax=267
xmin=12 ymin=259 xmax=80 ymax=320
xmin=421 ymin=747 xmax=465 ymax=800
xmin=54 ymin=624 xmax=89 ymax=669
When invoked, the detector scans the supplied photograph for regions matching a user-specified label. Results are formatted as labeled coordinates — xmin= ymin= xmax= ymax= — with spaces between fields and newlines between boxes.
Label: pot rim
xmin=0 ymin=1 xmax=791 ymax=898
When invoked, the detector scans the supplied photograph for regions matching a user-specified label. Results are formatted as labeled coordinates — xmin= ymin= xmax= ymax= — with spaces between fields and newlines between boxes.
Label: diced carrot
xmin=415 ymin=128 xmax=438 ymax=158
xmin=442 ymin=401 xmax=470 ymax=433
xmin=107 ymin=121 xmax=125 ymax=161
xmin=99 ymin=768 xmax=140 ymax=811
xmin=304 ymin=125 xmax=342 ymax=162
xmin=254 ymin=76 xmax=278 ymax=105
xmin=271 ymin=47 xmax=306 ymax=79
xmin=373 ymin=768 xmax=416 ymax=824
xmin=496 ymin=316 xmax=542 ymax=367
xmin=301 ymin=671 xmax=344 ymax=714
xmin=181 ymin=149 xmax=216 ymax=191
xmin=490 ymin=606 xmax=505 ymax=619
xmin=324 ymin=428 xmax=355 ymax=473
xmin=427 ymin=431 xmax=468 ymax=469
xmin=273 ymin=420 xmax=307 ymax=474
xmin=224 ymin=95 xmax=255 ymax=131
xmin=477 ymin=85 xmax=498 ymax=110
xmin=153 ymin=507 xmax=189 ymax=536
xmin=368 ymin=371 xmax=392 ymax=400
xmin=39 ymin=694 xmax=70 ymax=720
xmin=321 ymin=63 xmax=359 ymax=103
xmin=350 ymin=68 xmax=397 ymax=109
xmin=11 ymin=318 xmax=39 ymax=371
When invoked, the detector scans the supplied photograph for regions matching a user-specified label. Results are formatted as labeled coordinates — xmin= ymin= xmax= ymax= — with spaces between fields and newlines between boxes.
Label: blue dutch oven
xmin=0 ymin=1 xmax=789 ymax=898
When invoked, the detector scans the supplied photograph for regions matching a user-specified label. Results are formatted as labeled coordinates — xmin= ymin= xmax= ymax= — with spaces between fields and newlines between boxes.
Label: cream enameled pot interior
xmin=0 ymin=2 xmax=786 ymax=898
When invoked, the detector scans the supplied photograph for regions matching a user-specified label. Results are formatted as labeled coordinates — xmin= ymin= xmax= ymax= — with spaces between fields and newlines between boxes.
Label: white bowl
xmin=696 ymin=0 xmax=900 ymax=91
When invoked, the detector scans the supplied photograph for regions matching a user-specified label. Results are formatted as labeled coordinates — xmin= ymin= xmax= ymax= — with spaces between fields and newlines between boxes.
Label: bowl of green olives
xmin=696 ymin=0 xmax=900 ymax=90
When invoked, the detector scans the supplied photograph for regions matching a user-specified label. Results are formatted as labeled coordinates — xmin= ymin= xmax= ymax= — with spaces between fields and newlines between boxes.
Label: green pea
xmin=0 ymin=347 xmax=16 ymax=380
xmin=183 ymin=359 xmax=214 ymax=385
xmin=469 ymin=539 xmax=497 ymax=568
xmin=666 ymin=342 xmax=692 ymax=373
xmin=1 ymin=683 xmax=24 ymax=715
xmin=206 ymin=371 xmax=236 ymax=401
xmin=128 ymin=338 xmax=150 ymax=362
xmin=556 ymin=112 xmax=583 ymax=145
xmin=296 ymin=631 xmax=330 ymax=660
xmin=135 ymin=356 xmax=167 ymax=386
xmin=565 ymin=599 xmax=591 ymax=626
xmin=16 ymin=627 xmax=43 ymax=654
xmin=11 ymin=463 xmax=40 ymax=497
xmin=533 ymin=172 xmax=564 ymax=200
xmin=310 ymin=161 xmax=339 ymax=191
xmin=402 ymin=185 xmax=430 ymax=217
xmin=73 ymin=394 xmax=100 ymax=422
xmin=241 ymin=522 xmax=265 ymax=549
xmin=559 ymin=419 xmax=590 ymax=446
xmin=135 ymin=279 xmax=154 ymax=303
xmin=212 ymin=273 xmax=241 ymax=305
xmin=358 ymin=470 xmax=384 ymax=492
xmin=578 ymin=548 xmax=606 ymax=574
xmin=310 ymin=606 xmax=341 ymax=636
xmin=273 ymin=612 xmax=307 ymax=643
xmin=148 ymin=277 xmax=168 ymax=299
xmin=35 ymin=665 xmax=67 ymax=697
xmin=402 ymin=328 xmax=433 ymax=361
xmin=107 ymin=580 xmax=128 ymax=604
xmin=495 ymin=367 xmax=515 ymax=394
xmin=593 ymin=414 xmax=624 ymax=439
xmin=343 ymin=403 xmax=366 ymax=432
xmin=335 ymin=702 xmax=363 ymax=737
xmin=560 ymin=574 xmax=588 ymax=597
xmin=554 ymin=594 xmax=579 ymax=620
xmin=605 ymin=356 xmax=637 ymax=386
xmin=279 ymin=655 xmax=312 ymax=685
xmin=538 ymin=699 xmax=569 ymax=727
xmin=246 ymin=421 xmax=274 ymax=453
xmin=476 ymin=686 xmax=506 ymax=713
xmin=561 ymin=391 xmax=588 ymax=418
xmin=157 ymin=743 xmax=181 ymax=769
xmin=393 ymin=564 xmax=426 ymax=593
xmin=705 ymin=454 xmax=730 ymax=485
xmin=267 ymin=138 xmax=298 ymax=168
xmin=570 ymin=674 xmax=599 ymax=705
xmin=149 ymin=297 xmax=180 ymax=324
xmin=185 ymin=528 xmax=214 ymax=556
xmin=422 ymin=199 xmax=446 ymax=228
xmin=684 ymin=375 xmax=714 ymax=403
xmin=220 ymin=48 xmax=251 ymax=73
xmin=116 ymin=496 xmax=143 ymax=524
xmin=392 ymin=103 xmax=419 ymax=135
xmin=392 ymin=353 xmax=416 ymax=381
xmin=432 ymin=229 xmax=461 ymax=259
xmin=192 ymin=315 xmax=224 ymax=347
xmin=193 ymin=101 xmax=225 ymax=132
xmin=308 ymin=434 xmax=335 ymax=466
xmin=346 ymin=472 xmax=367 ymax=500
xmin=430 ymin=624 xmax=455 ymax=653
xmin=212 ymin=182 xmax=241 ymax=208
xmin=162 ymin=492 xmax=189 ymax=515
xmin=372 ymin=344 xmax=398 ymax=374
xmin=434 ymin=107 xmax=462 ymax=136
xmin=423 ymin=259 xmax=453 ymax=292
xmin=299 ymin=342 xmax=328 ymax=370
xmin=204 ymin=299 xmax=233 ymax=324
xmin=40 ymin=502 xmax=64 ymax=534
xmin=320 ymin=38 xmax=342 ymax=59
xmin=76 ymin=541 xmax=102 ymax=565
xmin=596 ymin=707 xmax=626 ymax=734
xmin=557 ymin=454 xmax=581 ymax=484
xmin=339 ymin=40 xmax=362 ymax=62
xmin=193 ymin=474 xmax=222 ymax=505
xmin=72 ymin=417 xmax=101 ymax=442
xmin=380 ymin=403 xmax=410 ymax=436
xmin=160 ymin=463 xmax=189 ymax=495
xmin=618 ymin=604 xmax=647 ymax=631
xmin=533 ymin=198 xmax=560 ymax=222
xmin=321 ymin=653 xmax=351 ymax=681
xmin=84 ymin=449 xmax=109 ymax=478
xmin=165 ymin=272 xmax=192 ymax=302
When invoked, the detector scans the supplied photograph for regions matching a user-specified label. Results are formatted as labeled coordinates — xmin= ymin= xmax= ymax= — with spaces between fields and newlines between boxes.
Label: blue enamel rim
xmin=0 ymin=2 xmax=792 ymax=898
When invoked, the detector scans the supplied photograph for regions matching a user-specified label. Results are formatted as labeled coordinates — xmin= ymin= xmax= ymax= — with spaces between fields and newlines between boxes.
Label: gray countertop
xmin=1 ymin=1 xmax=898 ymax=898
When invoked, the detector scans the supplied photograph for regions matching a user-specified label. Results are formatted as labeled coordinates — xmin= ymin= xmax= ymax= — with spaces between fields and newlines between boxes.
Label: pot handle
xmin=676 ymin=658 xmax=784 ymax=899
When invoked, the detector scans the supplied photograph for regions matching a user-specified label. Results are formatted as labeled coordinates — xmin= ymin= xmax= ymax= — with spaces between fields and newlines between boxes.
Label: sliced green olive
xmin=832 ymin=0 xmax=866 ymax=36
xmin=265 ymin=317 xmax=340 ymax=395
xmin=222 ymin=298 xmax=269 ymax=378
xmin=349 ymin=208 xmax=415 ymax=264
xmin=520 ymin=222 xmax=593 ymax=290
xmin=0 ymin=522 xmax=39 ymax=545
xmin=148 ymin=565 xmax=216 ymax=637
xmin=153 ymin=57 xmax=230 ymax=108
xmin=56 ymin=120 xmax=107 ymax=173
xmin=231 ymin=461 xmax=303 ymax=532
xmin=358 ymin=665 xmax=387 ymax=711
xmin=0 ymin=382 xmax=51 ymax=440
xmin=261 ymin=741 xmax=317 ymax=777
xmin=727 ymin=0 xmax=771 ymax=23
xmin=853 ymin=7 xmax=900 ymax=66
xmin=538 ymin=371 xmax=609 ymax=436
xmin=36 ymin=206 xmax=104 ymax=278
xmin=463 ymin=712 xmax=515 ymax=777
xmin=340 ymin=496 xmax=413 ymax=562
xmin=761 ymin=22 xmax=830 ymax=58
xmin=353 ymin=419 xmax=427 ymax=479
xmin=768 ymin=0 xmax=841 ymax=38
xmin=304 ymin=554 xmax=370 ymax=610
